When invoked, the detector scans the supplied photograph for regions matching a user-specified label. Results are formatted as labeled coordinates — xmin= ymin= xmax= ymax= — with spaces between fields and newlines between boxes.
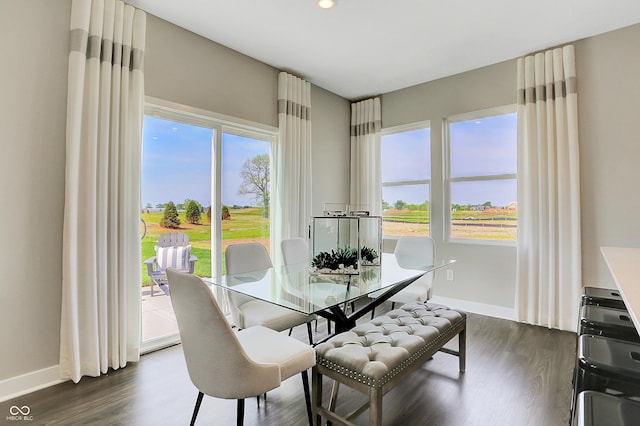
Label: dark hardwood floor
xmin=1 ymin=311 xmax=576 ymax=426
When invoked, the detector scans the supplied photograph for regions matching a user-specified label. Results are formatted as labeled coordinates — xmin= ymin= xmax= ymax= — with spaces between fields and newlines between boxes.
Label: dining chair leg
xmin=237 ymin=398 xmax=245 ymax=426
xmin=301 ymin=370 xmax=313 ymax=426
xmin=312 ymin=367 xmax=323 ymax=426
xmin=190 ymin=391 xmax=204 ymax=426
xmin=289 ymin=328 xmax=293 ymax=336
xmin=306 ymin=322 xmax=313 ymax=345
xmin=391 ymin=302 xmax=396 ymax=310
xmin=371 ymin=308 xmax=376 ymax=320
xmin=257 ymin=392 xmax=266 ymax=407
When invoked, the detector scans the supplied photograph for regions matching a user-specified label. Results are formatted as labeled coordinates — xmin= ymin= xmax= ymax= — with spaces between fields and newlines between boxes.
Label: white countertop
xmin=600 ymin=246 xmax=640 ymax=331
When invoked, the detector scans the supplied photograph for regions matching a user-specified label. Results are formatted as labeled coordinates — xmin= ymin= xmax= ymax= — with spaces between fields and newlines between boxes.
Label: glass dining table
xmin=204 ymin=253 xmax=455 ymax=337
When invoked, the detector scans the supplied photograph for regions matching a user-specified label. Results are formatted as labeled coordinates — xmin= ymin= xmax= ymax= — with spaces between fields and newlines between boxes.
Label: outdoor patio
xmin=141 ymin=287 xmax=178 ymax=342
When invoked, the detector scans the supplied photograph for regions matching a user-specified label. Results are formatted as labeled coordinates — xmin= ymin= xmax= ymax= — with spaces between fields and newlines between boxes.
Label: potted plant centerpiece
xmin=310 ymin=205 xmax=382 ymax=274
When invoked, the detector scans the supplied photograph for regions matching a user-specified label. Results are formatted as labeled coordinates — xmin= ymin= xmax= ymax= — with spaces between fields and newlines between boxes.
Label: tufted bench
xmin=312 ymin=302 xmax=466 ymax=425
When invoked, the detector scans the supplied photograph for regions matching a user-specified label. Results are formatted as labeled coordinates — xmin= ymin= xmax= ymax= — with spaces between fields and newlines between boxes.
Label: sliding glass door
xmin=140 ymin=101 xmax=276 ymax=352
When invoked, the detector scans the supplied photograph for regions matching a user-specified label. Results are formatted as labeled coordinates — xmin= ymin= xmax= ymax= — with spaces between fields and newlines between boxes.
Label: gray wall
xmin=575 ymin=24 xmax=640 ymax=286
xmin=310 ymin=85 xmax=351 ymax=215
xmin=0 ymin=0 xmax=70 ymax=382
xmin=381 ymin=60 xmax=518 ymax=308
xmin=145 ymin=14 xmax=280 ymax=127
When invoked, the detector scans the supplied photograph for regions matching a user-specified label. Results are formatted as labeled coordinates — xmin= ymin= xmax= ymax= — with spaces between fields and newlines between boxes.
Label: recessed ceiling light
xmin=318 ymin=0 xmax=336 ymax=10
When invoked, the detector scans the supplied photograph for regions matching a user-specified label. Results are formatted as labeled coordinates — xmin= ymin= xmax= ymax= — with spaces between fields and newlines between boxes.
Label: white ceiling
xmin=127 ymin=0 xmax=640 ymax=100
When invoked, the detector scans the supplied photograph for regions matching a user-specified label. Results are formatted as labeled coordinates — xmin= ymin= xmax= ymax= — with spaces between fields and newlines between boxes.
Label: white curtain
xmin=60 ymin=0 xmax=146 ymax=382
xmin=273 ymin=72 xmax=312 ymax=265
xmin=516 ymin=45 xmax=581 ymax=331
xmin=350 ymin=98 xmax=382 ymax=216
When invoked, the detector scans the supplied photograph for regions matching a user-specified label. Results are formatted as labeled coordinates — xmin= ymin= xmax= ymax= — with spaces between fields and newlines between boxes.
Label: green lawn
xmin=141 ymin=207 xmax=268 ymax=285
xmin=383 ymin=208 xmax=516 ymax=224
xmin=382 ymin=208 xmax=516 ymax=241
xmin=382 ymin=209 xmax=430 ymax=224
xmin=451 ymin=210 xmax=517 ymax=221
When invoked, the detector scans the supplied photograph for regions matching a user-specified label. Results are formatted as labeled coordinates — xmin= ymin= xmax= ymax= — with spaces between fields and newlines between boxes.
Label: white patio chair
xmin=144 ymin=232 xmax=197 ymax=296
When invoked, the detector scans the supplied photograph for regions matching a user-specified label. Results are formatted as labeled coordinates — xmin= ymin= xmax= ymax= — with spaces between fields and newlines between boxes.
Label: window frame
xmin=380 ymin=120 xmax=431 ymax=237
xmin=443 ymin=104 xmax=517 ymax=246
xmin=144 ymin=96 xmax=278 ymax=277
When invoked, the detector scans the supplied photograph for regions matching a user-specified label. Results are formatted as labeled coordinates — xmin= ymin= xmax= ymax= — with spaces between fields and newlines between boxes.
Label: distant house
xmin=507 ymin=201 xmax=518 ymax=211
xmin=142 ymin=208 xmax=163 ymax=213
xmin=484 ymin=206 xmax=505 ymax=213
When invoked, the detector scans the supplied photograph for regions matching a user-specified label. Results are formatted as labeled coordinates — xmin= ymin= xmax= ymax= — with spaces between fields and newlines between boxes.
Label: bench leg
xmin=328 ymin=380 xmax=340 ymax=414
xmin=369 ymin=387 xmax=383 ymax=426
xmin=459 ymin=327 xmax=466 ymax=372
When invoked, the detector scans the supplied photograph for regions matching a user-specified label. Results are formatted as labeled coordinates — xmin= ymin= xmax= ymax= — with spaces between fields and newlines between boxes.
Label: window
xmin=445 ymin=106 xmax=517 ymax=242
xmin=221 ymin=132 xmax=272 ymax=272
xmin=141 ymin=116 xmax=213 ymax=281
xmin=381 ymin=123 xmax=430 ymax=237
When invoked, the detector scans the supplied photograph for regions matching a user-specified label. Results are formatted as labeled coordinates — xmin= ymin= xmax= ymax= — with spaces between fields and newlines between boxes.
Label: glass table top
xmin=204 ymin=253 xmax=455 ymax=315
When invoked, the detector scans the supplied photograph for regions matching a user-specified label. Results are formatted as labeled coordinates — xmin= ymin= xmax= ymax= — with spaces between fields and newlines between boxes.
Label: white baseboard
xmin=429 ymin=295 xmax=516 ymax=321
xmin=0 ymin=365 xmax=66 ymax=403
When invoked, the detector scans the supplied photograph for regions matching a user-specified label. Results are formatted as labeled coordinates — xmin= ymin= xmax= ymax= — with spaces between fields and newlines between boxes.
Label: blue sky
xmin=143 ymin=112 xmax=517 ymax=209
xmin=449 ymin=113 xmax=517 ymax=206
xmin=381 ymin=113 xmax=517 ymax=207
xmin=142 ymin=116 xmax=269 ymax=208
xmin=142 ymin=117 xmax=212 ymax=207
xmin=221 ymin=134 xmax=270 ymax=207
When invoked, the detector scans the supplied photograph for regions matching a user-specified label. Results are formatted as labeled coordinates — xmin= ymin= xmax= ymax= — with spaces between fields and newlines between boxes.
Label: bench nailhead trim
xmin=316 ymin=304 xmax=465 ymax=388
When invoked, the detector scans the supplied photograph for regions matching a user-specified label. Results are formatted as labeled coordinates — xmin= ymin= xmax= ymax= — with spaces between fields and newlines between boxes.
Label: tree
xmin=238 ymin=153 xmax=270 ymax=218
xmin=145 ymin=202 xmax=152 ymax=209
xmin=185 ymin=199 xmax=202 ymax=224
xmin=382 ymin=200 xmax=390 ymax=210
xmin=206 ymin=206 xmax=212 ymax=222
xmin=394 ymin=200 xmax=406 ymax=210
xmin=160 ymin=201 xmax=181 ymax=228
xmin=221 ymin=205 xmax=231 ymax=220
xmin=482 ymin=201 xmax=493 ymax=207
xmin=407 ymin=200 xmax=430 ymax=211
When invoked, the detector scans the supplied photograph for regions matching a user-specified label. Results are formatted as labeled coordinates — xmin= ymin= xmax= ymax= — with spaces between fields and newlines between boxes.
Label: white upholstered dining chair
xmin=166 ymin=268 xmax=315 ymax=426
xmin=225 ymin=242 xmax=315 ymax=344
xmin=281 ymin=237 xmax=310 ymax=266
xmin=281 ymin=238 xmax=330 ymax=334
xmin=369 ymin=236 xmax=436 ymax=317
